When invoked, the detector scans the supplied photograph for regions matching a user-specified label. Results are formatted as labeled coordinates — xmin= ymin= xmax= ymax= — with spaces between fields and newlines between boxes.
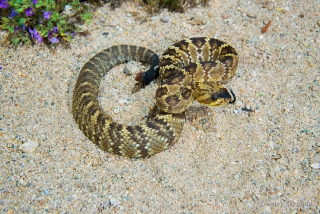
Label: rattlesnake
xmin=72 ymin=37 xmax=238 ymax=158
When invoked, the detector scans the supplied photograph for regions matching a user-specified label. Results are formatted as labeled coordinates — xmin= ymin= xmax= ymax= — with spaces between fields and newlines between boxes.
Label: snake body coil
xmin=72 ymin=38 xmax=238 ymax=158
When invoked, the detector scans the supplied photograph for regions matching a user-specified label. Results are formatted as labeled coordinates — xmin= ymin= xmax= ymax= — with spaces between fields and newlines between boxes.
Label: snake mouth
xmin=228 ymin=88 xmax=236 ymax=103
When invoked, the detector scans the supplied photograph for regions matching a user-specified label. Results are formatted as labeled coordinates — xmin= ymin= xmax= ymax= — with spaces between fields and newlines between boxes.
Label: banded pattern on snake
xmin=72 ymin=37 xmax=238 ymax=158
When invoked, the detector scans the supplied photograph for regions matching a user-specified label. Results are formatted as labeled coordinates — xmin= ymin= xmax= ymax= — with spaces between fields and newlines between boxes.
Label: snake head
xmin=211 ymin=87 xmax=236 ymax=105
xmin=195 ymin=86 xmax=236 ymax=107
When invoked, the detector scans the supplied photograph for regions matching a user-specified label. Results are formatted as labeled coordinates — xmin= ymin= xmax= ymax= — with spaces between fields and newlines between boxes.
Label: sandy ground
xmin=0 ymin=0 xmax=319 ymax=213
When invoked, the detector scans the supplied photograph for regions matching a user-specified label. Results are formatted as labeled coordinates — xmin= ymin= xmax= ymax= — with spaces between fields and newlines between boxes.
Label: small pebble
xmin=118 ymin=99 xmax=129 ymax=105
xmin=226 ymin=19 xmax=234 ymax=24
xmin=64 ymin=5 xmax=76 ymax=17
xmin=252 ymin=147 xmax=258 ymax=152
xmin=245 ymin=104 xmax=251 ymax=110
xmin=103 ymin=199 xmax=110 ymax=209
xmin=19 ymin=140 xmax=39 ymax=153
xmin=123 ymin=66 xmax=132 ymax=75
xmin=110 ymin=198 xmax=121 ymax=207
xmin=250 ymin=36 xmax=259 ymax=43
xmin=310 ymin=163 xmax=320 ymax=169
xmin=92 ymin=158 xmax=100 ymax=167
xmin=235 ymin=100 xmax=243 ymax=108
xmin=269 ymin=141 xmax=275 ymax=150
xmin=216 ymin=132 xmax=221 ymax=139
xmin=43 ymin=189 xmax=49 ymax=196
xmin=160 ymin=17 xmax=169 ymax=23
xmin=221 ymin=13 xmax=230 ymax=19
xmin=6 ymin=209 xmax=14 ymax=214
xmin=233 ymin=108 xmax=242 ymax=114
xmin=246 ymin=13 xmax=257 ymax=18
xmin=191 ymin=13 xmax=205 ymax=25
xmin=250 ymin=69 xmax=257 ymax=77
xmin=113 ymin=106 xmax=120 ymax=114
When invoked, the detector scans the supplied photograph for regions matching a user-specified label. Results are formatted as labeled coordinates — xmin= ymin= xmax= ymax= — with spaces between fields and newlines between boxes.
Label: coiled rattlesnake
xmin=72 ymin=37 xmax=238 ymax=158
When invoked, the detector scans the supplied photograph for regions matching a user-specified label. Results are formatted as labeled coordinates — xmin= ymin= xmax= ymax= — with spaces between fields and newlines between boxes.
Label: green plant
xmin=0 ymin=0 xmax=92 ymax=45
xmin=80 ymin=11 xmax=92 ymax=23
xmin=107 ymin=0 xmax=209 ymax=13
xmin=141 ymin=0 xmax=209 ymax=13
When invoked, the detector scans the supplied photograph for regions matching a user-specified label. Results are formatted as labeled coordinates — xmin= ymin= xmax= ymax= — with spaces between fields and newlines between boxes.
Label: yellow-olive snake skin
xmin=72 ymin=37 xmax=238 ymax=158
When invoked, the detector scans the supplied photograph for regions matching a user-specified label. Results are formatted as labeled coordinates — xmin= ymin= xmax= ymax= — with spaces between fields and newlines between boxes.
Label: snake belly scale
xmin=72 ymin=37 xmax=238 ymax=158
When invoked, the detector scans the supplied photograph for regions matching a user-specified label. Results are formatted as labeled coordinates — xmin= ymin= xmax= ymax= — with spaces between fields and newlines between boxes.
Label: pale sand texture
xmin=0 ymin=0 xmax=319 ymax=213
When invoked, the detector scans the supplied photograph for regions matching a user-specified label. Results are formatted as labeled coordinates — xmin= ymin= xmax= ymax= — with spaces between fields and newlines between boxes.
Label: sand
xmin=0 ymin=0 xmax=319 ymax=213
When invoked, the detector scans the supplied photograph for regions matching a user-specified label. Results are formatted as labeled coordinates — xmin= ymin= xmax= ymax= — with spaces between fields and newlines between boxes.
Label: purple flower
xmin=0 ymin=0 xmax=9 ymax=9
xmin=25 ymin=8 xmax=35 ymax=17
xmin=14 ymin=26 xmax=20 ymax=31
xmin=29 ymin=27 xmax=43 ymax=44
xmin=49 ymin=37 xmax=59 ymax=43
xmin=9 ymin=8 xmax=18 ymax=19
xmin=28 ymin=27 xmax=34 ymax=37
xmin=53 ymin=26 xmax=58 ymax=33
xmin=48 ymin=27 xmax=59 ymax=44
xmin=48 ymin=27 xmax=57 ymax=38
xmin=33 ymin=31 xmax=43 ymax=44
xmin=32 ymin=0 xmax=38 ymax=4
xmin=43 ymin=11 xmax=51 ymax=20
xmin=48 ymin=30 xmax=53 ymax=38
xmin=66 ymin=32 xmax=75 ymax=38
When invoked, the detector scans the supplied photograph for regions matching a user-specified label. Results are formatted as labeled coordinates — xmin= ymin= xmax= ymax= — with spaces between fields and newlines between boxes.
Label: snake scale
xmin=72 ymin=37 xmax=238 ymax=158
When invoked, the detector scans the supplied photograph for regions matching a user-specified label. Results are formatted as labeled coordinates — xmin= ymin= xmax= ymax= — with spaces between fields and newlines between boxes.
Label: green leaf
xmin=59 ymin=19 xmax=67 ymax=26
xmin=12 ymin=38 xmax=20 ymax=45
xmin=7 ymin=26 xmax=15 ymax=33
xmin=21 ymin=37 xmax=31 ymax=44
xmin=46 ymin=20 xmax=53 ymax=29
xmin=51 ymin=11 xmax=59 ymax=22
xmin=16 ymin=4 xmax=29 ymax=12
xmin=81 ymin=12 xmax=92 ymax=23
xmin=1 ymin=17 xmax=10 ymax=24
xmin=18 ymin=18 xmax=26 ymax=26
xmin=47 ymin=0 xmax=55 ymax=9
xmin=41 ymin=29 xmax=49 ymax=37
